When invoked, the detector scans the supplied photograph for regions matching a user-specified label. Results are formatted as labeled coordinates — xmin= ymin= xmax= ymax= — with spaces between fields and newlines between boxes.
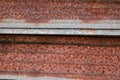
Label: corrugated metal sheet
xmin=0 ymin=35 xmax=120 ymax=80
xmin=0 ymin=0 xmax=120 ymax=80
xmin=0 ymin=0 xmax=119 ymax=35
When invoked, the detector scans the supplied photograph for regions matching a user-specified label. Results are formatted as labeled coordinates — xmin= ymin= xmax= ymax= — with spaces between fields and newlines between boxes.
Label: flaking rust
xmin=0 ymin=0 xmax=119 ymax=24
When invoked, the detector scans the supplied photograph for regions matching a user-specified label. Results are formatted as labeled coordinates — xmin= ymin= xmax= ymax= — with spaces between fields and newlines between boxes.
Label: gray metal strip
xmin=0 ymin=19 xmax=120 ymax=35
xmin=0 ymin=19 xmax=120 ymax=29
xmin=0 ymin=75 xmax=70 ymax=80
xmin=0 ymin=29 xmax=120 ymax=36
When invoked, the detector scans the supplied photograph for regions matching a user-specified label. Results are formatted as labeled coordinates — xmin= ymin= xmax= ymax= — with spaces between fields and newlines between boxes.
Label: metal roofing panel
xmin=0 ymin=35 xmax=120 ymax=80
xmin=0 ymin=0 xmax=119 ymax=35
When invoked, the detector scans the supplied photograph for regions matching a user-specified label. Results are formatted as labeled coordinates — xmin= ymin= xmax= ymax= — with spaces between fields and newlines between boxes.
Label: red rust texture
xmin=0 ymin=35 xmax=120 ymax=80
xmin=0 ymin=0 xmax=120 ymax=23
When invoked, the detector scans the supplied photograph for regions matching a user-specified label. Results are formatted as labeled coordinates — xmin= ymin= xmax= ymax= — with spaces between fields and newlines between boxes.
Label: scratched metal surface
xmin=0 ymin=0 xmax=119 ymax=35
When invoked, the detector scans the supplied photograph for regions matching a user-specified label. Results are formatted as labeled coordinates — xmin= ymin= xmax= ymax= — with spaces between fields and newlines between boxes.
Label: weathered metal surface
xmin=0 ymin=75 xmax=72 ymax=80
xmin=0 ymin=0 xmax=119 ymax=23
xmin=0 ymin=0 xmax=119 ymax=35
xmin=0 ymin=19 xmax=120 ymax=29
xmin=0 ymin=28 xmax=120 ymax=36
xmin=0 ymin=35 xmax=120 ymax=80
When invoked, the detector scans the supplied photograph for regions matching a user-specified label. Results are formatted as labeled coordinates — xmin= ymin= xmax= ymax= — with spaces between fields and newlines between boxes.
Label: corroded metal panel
xmin=0 ymin=0 xmax=120 ymax=35
xmin=0 ymin=35 xmax=120 ymax=80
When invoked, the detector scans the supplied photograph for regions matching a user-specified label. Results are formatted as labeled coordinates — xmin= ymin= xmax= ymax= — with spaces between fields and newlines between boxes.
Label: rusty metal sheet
xmin=0 ymin=35 xmax=120 ymax=80
xmin=0 ymin=0 xmax=120 ymax=35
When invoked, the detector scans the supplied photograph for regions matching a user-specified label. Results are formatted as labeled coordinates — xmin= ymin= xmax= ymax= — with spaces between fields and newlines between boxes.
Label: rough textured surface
xmin=0 ymin=0 xmax=120 ymax=23
xmin=0 ymin=35 xmax=120 ymax=80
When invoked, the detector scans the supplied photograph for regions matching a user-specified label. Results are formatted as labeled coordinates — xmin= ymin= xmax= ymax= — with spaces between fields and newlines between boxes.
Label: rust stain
xmin=0 ymin=0 xmax=119 ymax=24
xmin=86 ymin=30 xmax=96 ymax=33
xmin=82 ymin=20 xmax=101 ymax=23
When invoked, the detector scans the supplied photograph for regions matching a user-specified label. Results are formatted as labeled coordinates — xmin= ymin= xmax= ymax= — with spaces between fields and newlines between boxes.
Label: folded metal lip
xmin=0 ymin=19 xmax=120 ymax=36
xmin=0 ymin=19 xmax=120 ymax=29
